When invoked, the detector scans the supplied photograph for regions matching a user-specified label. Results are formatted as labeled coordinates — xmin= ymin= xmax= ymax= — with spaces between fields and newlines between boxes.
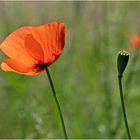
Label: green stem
xmin=118 ymin=75 xmax=131 ymax=139
xmin=112 ymin=51 xmax=138 ymax=137
xmin=45 ymin=67 xmax=68 ymax=139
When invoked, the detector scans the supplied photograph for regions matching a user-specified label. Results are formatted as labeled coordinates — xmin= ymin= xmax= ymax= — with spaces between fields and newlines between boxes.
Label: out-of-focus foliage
xmin=0 ymin=1 xmax=140 ymax=138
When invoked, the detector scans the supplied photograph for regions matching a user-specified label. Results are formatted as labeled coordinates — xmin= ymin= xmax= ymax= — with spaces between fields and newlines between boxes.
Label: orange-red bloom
xmin=0 ymin=22 xmax=66 ymax=76
xmin=130 ymin=33 xmax=140 ymax=49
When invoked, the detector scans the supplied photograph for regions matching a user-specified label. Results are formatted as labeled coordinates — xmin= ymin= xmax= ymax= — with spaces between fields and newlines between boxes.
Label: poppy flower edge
xmin=131 ymin=33 xmax=140 ymax=49
xmin=0 ymin=22 xmax=66 ymax=76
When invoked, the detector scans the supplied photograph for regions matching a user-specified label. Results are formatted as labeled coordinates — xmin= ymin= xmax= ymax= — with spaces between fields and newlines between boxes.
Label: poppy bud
xmin=117 ymin=50 xmax=129 ymax=77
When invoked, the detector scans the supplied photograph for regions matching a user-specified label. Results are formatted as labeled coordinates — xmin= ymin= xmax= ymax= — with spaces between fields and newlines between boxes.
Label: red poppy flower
xmin=0 ymin=22 xmax=66 ymax=76
xmin=130 ymin=33 xmax=140 ymax=49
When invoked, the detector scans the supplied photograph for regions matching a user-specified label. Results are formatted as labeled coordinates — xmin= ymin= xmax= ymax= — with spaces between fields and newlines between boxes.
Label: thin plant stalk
xmin=118 ymin=75 xmax=131 ymax=139
xmin=45 ymin=67 xmax=68 ymax=139
xmin=112 ymin=51 xmax=138 ymax=137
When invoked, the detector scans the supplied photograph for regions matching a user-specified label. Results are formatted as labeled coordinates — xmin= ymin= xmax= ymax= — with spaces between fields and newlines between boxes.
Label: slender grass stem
xmin=45 ymin=67 xmax=68 ymax=139
xmin=118 ymin=75 xmax=131 ymax=139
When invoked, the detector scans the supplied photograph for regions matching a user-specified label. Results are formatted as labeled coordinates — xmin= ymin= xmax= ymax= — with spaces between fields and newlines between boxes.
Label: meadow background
xmin=0 ymin=1 xmax=140 ymax=139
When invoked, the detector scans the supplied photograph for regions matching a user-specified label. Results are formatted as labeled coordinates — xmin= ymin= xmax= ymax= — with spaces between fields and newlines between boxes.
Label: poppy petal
xmin=42 ymin=22 xmax=66 ymax=64
xmin=0 ymin=27 xmax=37 ymax=66
xmin=1 ymin=59 xmax=31 ymax=72
xmin=131 ymin=34 xmax=140 ymax=48
xmin=25 ymin=34 xmax=44 ymax=61
xmin=1 ymin=59 xmax=41 ymax=76
xmin=21 ymin=22 xmax=66 ymax=64
xmin=0 ymin=22 xmax=66 ymax=76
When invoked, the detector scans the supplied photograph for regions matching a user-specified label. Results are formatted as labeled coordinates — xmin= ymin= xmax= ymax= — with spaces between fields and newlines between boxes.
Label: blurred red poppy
xmin=130 ymin=33 xmax=140 ymax=49
xmin=0 ymin=22 xmax=66 ymax=76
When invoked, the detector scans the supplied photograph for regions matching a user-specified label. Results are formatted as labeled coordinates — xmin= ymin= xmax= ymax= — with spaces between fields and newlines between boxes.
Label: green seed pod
xmin=117 ymin=50 xmax=129 ymax=77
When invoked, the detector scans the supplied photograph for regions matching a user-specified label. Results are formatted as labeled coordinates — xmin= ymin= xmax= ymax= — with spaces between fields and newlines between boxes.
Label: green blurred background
xmin=0 ymin=1 xmax=140 ymax=139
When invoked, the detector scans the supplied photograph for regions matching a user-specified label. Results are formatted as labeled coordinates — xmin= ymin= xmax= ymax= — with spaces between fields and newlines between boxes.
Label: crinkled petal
xmin=25 ymin=34 xmax=44 ymax=61
xmin=1 ymin=59 xmax=42 ymax=76
xmin=42 ymin=22 xmax=66 ymax=64
xmin=0 ymin=22 xmax=66 ymax=75
xmin=0 ymin=27 xmax=37 ymax=66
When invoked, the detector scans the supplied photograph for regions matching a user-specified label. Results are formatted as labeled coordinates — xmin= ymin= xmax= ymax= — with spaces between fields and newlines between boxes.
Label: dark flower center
xmin=33 ymin=61 xmax=47 ymax=73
